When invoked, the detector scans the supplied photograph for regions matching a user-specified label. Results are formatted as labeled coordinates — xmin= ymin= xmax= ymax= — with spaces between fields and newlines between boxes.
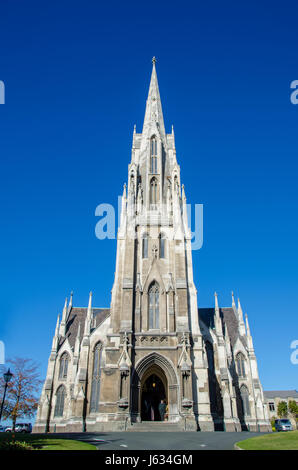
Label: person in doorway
xmin=165 ymin=403 xmax=168 ymax=421
xmin=158 ymin=399 xmax=167 ymax=421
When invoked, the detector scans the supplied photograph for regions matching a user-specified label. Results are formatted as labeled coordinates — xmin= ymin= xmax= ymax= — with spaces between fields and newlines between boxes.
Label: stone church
xmin=34 ymin=59 xmax=271 ymax=433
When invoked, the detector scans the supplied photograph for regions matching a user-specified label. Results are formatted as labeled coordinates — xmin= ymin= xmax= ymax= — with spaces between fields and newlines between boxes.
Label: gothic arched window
xmin=90 ymin=343 xmax=102 ymax=413
xmin=240 ymin=385 xmax=250 ymax=416
xmin=236 ymin=352 xmax=246 ymax=378
xmin=54 ymin=385 xmax=66 ymax=417
xmin=151 ymin=137 xmax=158 ymax=174
xmin=142 ymin=233 xmax=148 ymax=258
xmin=148 ymin=282 xmax=159 ymax=329
xmin=159 ymin=233 xmax=166 ymax=259
xmin=58 ymin=352 xmax=69 ymax=379
xmin=150 ymin=177 xmax=158 ymax=207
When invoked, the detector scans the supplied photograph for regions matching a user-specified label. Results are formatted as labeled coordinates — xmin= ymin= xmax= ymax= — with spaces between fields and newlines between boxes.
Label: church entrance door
xmin=141 ymin=371 xmax=167 ymax=421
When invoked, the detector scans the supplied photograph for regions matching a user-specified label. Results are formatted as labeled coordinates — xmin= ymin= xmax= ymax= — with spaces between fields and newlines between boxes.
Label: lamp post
xmin=0 ymin=368 xmax=13 ymax=423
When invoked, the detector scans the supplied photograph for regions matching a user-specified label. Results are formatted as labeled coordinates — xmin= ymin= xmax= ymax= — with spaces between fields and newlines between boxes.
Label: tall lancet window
xmin=236 ymin=353 xmax=246 ymax=378
xmin=150 ymin=177 xmax=158 ymax=207
xmin=142 ymin=233 xmax=148 ymax=258
xmin=151 ymin=136 xmax=158 ymax=174
xmin=54 ymin=385 xmax=66 ymax=417
xmin=148 ymin=282 xmax=159 ymax=329
xmin=159 ymin=233 xmax=166 ymax=259
xmin=240 ymin=385 xmax=250 ymax=416
xmin=58 ymin=352 xmax=69 ymax=379
xmin=90 ymin=343 xmax=102 ymax=413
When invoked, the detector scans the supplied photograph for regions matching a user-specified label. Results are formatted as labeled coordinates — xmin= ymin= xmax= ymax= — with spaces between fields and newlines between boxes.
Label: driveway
xmin=55 ymin=431 xmax=267 ymax=450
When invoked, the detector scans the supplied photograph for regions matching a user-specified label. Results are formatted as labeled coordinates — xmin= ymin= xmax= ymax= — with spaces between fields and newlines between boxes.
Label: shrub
xmin=277 ymin=401 xmax=288 ymax=418
xmin=0 ymin=440 xmax=34 ymax=451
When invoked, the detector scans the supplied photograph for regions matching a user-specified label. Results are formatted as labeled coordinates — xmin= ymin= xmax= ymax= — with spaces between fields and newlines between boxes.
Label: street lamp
xmin=0 ymin=368 xmax=13 ymax=423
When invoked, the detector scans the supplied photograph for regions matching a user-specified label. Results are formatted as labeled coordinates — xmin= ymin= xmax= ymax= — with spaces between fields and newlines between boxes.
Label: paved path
xmin=55 ymin=431 xmax=267 ymax=450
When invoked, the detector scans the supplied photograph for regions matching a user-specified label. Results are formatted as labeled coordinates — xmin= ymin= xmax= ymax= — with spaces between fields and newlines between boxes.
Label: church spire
xmin=84 ymin=291 xmax=93 ymax=338
xmin=68 ymin=291 xmax=73 ymax=314
xmin=214 ymin=291 xmax=223 ymax=335
xmin=59 ymin=297 xmax=68 ymax=337
xmin=245 ymin=313 xmax=254 ymax=351
xmin=51 ymin=314 xmax=60 ymax=352
xmin=142 ymin=57 xmax=166 ymax=139
xmin=237 ymin=297 xmax=246 ymax=336
xmin=231 ymin=291 xmax=236 ymax=309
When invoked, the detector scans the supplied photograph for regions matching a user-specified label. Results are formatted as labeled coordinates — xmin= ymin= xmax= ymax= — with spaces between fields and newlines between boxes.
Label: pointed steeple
xmin=52 ymin=314 xmax=60 ymax=352
xmin=214 ymin=291 xmax=219 ymax=312
xmin=231 ymin=291 xmax=236 ymax=309
xmin=84 ymin=292 xmax=93 ymax=337
xmin=59 ymin=298 xmax=68 ymax=336
xmin=68 ymin=291 xmax=73 ymax=314
xmin=245 ymin=313 xmax=254 ymax=351
xmin=214 ymin=291 xmax=223 ymax=335
xmin=142 ymin=57 xmax=166 ymax=140
xmin=87 ymin=291 xmax=92 ymax=319
xmin=237 ymin=297 xmax=246 ymax=336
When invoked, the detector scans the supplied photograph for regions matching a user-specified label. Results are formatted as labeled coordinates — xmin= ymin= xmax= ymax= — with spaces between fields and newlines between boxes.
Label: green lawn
xmin=237 ymin=430 xmax=298 ymax=450
xmin=0 ymin=432 xmax=97 ymax=450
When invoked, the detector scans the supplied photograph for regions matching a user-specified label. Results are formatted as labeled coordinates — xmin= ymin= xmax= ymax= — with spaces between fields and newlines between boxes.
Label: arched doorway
xmin=141 ymin=367 xmax=167 ymax=421
xmin=131 ymin=352 xmax=179 ymax=423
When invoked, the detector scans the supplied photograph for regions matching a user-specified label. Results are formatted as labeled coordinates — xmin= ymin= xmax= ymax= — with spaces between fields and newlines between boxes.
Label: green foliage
xmin=0 ymin=439 xmax=34 ymax=451
xmin=288 ymin=400 xmax=298 ymax=421
xmin=277 ymin=401 xmax=288 ymax=418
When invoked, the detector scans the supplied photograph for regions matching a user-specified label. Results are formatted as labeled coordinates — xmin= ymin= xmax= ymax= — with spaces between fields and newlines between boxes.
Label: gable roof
xmin=198 ymin=307 xmax=246 ymax=347
xmin=58 ymin=307 xmax=110 ymax=351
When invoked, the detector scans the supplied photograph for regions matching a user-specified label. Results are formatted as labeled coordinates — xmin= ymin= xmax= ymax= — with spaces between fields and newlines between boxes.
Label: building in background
xmin=34 ymin=60 xmax=271 ymax=433
xmin=264 ymin=390 xmax=298 ymax=428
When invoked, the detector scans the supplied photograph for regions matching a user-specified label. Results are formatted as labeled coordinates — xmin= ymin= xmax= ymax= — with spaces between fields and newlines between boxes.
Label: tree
xmin=277 ymin=401 xmax=288 ymax=418
xmin=288 ymin=400 xmax=298 ymax=424
xmin=0 ymin=358 xmax=42 ymax=430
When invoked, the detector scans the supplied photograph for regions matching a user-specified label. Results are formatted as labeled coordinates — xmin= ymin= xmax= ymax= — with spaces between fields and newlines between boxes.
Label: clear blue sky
xmin=0 ymin=0 xmax=297 ymax=392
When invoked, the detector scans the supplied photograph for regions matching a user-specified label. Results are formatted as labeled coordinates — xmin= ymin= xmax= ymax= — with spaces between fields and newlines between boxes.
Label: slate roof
xmin=264 ymin=390 xmax=298 ymax=399
xmin=58 ymin=305 xmax=244 ymax=351
xmin=58 ymin=307 xmax=110 ymax=351
xmin=198 ymin=307 xmax=246 ymax=347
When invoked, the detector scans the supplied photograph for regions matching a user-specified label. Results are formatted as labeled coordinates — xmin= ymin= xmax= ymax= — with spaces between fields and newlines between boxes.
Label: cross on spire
xmin=152 ymin=56 xmax=156 ymax=65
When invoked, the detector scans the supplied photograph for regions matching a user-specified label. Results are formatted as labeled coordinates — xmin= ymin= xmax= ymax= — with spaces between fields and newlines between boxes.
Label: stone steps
xmin=126 ymin=422 xmax=184 ymax=432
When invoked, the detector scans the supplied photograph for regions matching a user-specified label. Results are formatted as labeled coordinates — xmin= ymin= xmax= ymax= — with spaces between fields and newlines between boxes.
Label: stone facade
xmin=34 ymin=60 xmax=271 ymax=433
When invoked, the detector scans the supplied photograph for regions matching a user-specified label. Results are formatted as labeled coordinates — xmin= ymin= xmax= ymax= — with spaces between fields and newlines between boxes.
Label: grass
xmin=237 ymin=430 xmax=298 ymax=450
xmin=0 ymin=432 xmax=97 ymax=451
